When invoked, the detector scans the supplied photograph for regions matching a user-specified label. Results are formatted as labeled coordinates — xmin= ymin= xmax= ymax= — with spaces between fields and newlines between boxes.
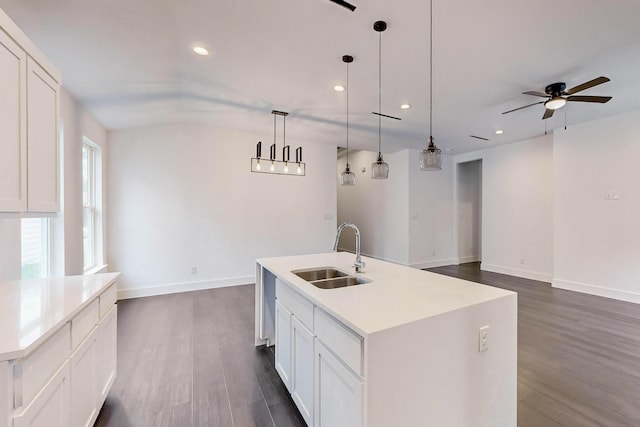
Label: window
xmin=83 ymin=142 xmax=96 ymax=271
xmin=21 ymin=218 xmax=50 ymax=279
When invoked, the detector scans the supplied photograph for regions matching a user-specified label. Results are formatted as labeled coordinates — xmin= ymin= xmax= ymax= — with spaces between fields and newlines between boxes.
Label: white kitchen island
xmin=0 ymin=273 xmax=120 ymax=427
xmin=255 ymin=252 xmax=517 ymax=427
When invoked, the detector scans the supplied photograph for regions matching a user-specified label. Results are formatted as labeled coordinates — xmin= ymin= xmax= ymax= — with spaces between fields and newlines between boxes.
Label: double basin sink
xmin=292 ymin=267 xmax=370 ymax=289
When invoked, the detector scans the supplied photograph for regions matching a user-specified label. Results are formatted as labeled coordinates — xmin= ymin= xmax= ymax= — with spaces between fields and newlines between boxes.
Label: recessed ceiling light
xmin=334 ymin=85 xmax=345 ymax=92
xmin=445 ymin=148 xmax=452 ymax=152
xmin=193 ymin=46 xmax=209 ymax=56
xmin=400 ymin=104 xmax=411 ymax=110
xmin=495 ymin=129 xmax=504 ymax=135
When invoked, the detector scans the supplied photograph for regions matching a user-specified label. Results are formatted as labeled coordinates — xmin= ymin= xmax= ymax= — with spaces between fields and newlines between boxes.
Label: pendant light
xmin=419 ymin=0 xmax=443 ymax=171
xmin=340 ymin=55 xmax=356 ymax=186
xmin=371 ymin=20 xmax=390 ymax=179
xmin=251 ymin=110 xmax=306 ymax=176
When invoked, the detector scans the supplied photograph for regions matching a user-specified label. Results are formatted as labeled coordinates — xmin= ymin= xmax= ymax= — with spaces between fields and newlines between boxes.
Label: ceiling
xmin=2 ymin=0 xmax=640 ymax=154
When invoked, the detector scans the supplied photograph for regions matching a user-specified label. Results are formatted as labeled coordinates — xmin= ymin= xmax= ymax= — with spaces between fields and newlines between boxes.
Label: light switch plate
xmin=479 ymin=325 xmax=490 ymax=352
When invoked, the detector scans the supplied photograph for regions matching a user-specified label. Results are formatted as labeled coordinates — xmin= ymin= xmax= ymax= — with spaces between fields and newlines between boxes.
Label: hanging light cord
xmin=378 ymin=30 xmax=382 ymax=156
xmin=283 ymin=114 xmax=286 ymax=149
xmin=273 ymin=113 xmax=276 ymax=146
xmin=346 ymin=60 xmax=350 ymax=166
xmin=429 ymin=0 xmax=433 ymax=140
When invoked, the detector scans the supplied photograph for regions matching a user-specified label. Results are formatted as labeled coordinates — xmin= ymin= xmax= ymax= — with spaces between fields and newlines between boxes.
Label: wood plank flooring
xmin=429 ymin=263 xmax=640 ymax=427
xmin=94 ymin=285 xmax=305 ymax=427
xmin=95 ymin=264 xmax=640 ymax=426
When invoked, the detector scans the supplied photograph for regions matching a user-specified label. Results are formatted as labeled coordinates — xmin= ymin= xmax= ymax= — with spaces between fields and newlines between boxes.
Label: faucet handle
xmin=353 ymin=261 xmax=366 ymax=273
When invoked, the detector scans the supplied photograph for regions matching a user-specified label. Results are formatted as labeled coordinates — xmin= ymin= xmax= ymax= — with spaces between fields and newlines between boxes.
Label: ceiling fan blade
xmin=522 ymin=91 xmax=548 ymax=98
xmin=502 ymin=101 xmax=544 ymax=115
xmin=328 ymin=0 xmax=356 ymax=11
xmin=564 ymin=76 xmax=610 ymax=95
xmin=567 ymin=95 xmax=612 ymax=103
xmin=542 ymin=108 xmax=554 ymax=120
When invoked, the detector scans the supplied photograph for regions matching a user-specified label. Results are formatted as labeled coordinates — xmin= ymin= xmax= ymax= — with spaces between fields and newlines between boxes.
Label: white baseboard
xmin=117 ymin=275 xmax=255 ymax=300
xmin=410 ymin=258 xmax=459 ymax=270
xmin=552 ymin=279 xmax=640 ymax=304
xmin=481 ymin=264 xmax=552 ymax=283
xmin=458 ymin=256 xmax=480 ymax=264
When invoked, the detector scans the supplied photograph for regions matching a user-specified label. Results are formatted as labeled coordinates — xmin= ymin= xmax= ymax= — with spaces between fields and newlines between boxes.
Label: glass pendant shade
xmin=340 ymin=164 xmax=356 ymax=185
xmin=419 ymin=137 xmax=442 ymax=171
xmin=371 ymin=153 xmax=390 ymax=179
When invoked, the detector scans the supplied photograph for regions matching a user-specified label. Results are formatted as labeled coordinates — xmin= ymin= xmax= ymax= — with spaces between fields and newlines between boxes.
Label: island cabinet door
xmin=275 ymin=300 xmax=293 ymax=391
xmin=314 ymin=340 xmax=364 ymax=427
xmin=291 ymin=316 xmax=314 ymax=426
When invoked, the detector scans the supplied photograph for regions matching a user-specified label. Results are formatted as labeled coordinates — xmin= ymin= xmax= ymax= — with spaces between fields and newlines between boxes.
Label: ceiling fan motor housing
xmin=545 ymin=82 xmax=566 ymax=97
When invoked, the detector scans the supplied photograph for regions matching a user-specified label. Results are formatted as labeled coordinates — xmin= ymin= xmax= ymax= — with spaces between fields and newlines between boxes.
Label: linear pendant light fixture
xmin=371 ymin=20 xmax=390 ymax=179
xmin=419 ymin=0 xmax=443 ymax=171
xmin=251 ymin=111 xmax=305 ymax=176
xmin=340 ymin=55 xmax=355 ymax=186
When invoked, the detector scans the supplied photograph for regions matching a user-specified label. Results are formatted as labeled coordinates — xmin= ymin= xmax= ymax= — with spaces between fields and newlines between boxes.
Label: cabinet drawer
xmin=99 ymin=284 xmax=117 ymax=319
xmin=276 ymin=279 xmax=314 ymax=331
xmin=14 ymin=322 xmax=70 ymax=409
xmin=72 ymin=299 xmax=99 ymax=350
xmin=314 ymin=308 xmax=363 ymax=377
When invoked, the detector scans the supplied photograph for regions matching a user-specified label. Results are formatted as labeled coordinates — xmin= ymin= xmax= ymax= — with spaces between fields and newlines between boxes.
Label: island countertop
xmin=257 ymin=252 xmax=516 ymax=337
xmin=0 ymin=272 xmax=121 ymax=361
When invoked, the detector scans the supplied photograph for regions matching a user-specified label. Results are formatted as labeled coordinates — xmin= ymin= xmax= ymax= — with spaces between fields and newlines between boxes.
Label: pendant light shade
xmin=340 ymin=55 xmax=356 ymax=186
xmin=371 ymin=20 xmax=389 ymax=179
xmin=419 ymin=137 xmax=442 ymax=170
xmin=420 ymin=0 xmax=443 ymax=171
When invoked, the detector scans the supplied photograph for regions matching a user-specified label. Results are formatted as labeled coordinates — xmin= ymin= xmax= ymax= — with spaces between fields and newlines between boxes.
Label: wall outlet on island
xmin=191 ymin=266 xmax=197 ymax=275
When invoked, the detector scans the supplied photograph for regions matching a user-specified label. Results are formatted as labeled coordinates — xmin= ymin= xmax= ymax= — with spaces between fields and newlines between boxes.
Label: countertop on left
xmin=0 ymin=272 xmax=121 ymax=361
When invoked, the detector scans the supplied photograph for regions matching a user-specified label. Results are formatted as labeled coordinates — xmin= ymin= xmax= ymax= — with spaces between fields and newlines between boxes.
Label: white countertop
xmin=258 ymin=252 xmax=515 ymax=337
xmin=0 ymin=273 xmax=121 ymax=361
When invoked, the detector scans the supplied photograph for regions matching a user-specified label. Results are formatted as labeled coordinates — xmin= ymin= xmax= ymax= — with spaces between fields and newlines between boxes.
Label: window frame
xmin=82 ymin=141 xmax=97 ymax=272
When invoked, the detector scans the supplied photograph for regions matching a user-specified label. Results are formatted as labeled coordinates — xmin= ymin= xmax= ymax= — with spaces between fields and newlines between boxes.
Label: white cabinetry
xmin=315 ymin=341 xmax=363 ymax=427
xmin=1 ymin=281 xmax=118 ymax=427
xmin=274 ymin=279 xmax=363 ymax=427
xmin=275 ymin=300 xmax=292 ymax=391
xmin=0 ymin=9 xmax=60 ymax=213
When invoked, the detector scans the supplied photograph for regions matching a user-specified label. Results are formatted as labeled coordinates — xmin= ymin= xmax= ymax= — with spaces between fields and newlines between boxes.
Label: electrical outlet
xmin=520 ymin=258 xmax=525 ymax=265
xmin=191 ymin=266 xmax=197 ymax=274
xmin=479 ymin=326 xmax=490 ymax=352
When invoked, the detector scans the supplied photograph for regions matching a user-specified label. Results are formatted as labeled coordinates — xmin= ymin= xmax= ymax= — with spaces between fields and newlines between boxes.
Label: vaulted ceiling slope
xmin=2 ymin=0 xmax=640 ymax=153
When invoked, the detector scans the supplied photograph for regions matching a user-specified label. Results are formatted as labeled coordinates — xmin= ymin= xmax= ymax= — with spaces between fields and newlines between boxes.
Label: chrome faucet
xmin=332 ymin=222 xmax=366 ymax=273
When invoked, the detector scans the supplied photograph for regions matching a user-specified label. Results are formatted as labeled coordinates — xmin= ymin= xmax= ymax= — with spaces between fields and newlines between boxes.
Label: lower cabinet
xmin=96 ymin=305 xmax=117 ymax=403
xmin=314 ymin=341 xmax=363 ymax=427
xmin=275 ymin=300 xmax=293 ymax=391
xmin=291 ymin=317 xmax=314 ymax=426
xmin=274 ymin=280 xmax=364 ymax=427
xmin=13 ymin=361 xmax=70 ymax=427
xmin=70 ymin=328 xmax=98 ymax=427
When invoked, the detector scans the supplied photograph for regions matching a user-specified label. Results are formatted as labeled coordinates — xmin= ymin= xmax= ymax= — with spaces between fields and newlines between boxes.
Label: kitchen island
xmin=255 ymin=252 xmax=516 ymax=427
xmin=0 ymin=273 xmax=120 ymax=427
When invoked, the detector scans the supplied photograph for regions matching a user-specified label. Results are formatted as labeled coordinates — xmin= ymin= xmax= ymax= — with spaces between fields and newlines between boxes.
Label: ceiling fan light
xmin=419 ymin=137 xmax=442 ymax=171
xmin=545 ymin=97 xmax=567 ymax=110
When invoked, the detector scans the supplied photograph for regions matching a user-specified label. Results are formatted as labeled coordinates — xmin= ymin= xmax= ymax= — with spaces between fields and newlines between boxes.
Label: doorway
xmin=457 ymin=160 xmax=482 ymax=263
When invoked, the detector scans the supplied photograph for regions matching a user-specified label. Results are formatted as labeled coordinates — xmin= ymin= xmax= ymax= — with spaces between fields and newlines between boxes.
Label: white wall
xmin=408 ymin=150 xmax=455 ymax=268
xmin=454 ymin=134 xmax=554 ymax=282
xmin=0 ymin=88 xmax=106 ymax=281
xmin=457 ymin=160 xmax=482 ymax=263
xmin=553 ymin=109 xmax=640 ymax=303
xmin=337 ymin=150 xmax=410 ymax=265
xmin=107 ymin=123 xmax=337 ymax=298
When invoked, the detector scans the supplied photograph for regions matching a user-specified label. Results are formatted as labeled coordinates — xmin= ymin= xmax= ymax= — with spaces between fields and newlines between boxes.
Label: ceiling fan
xmin=328 ymin=0 xmax=356 ymax=11
xmin=502 ymin=76 xmax=612 ymax=119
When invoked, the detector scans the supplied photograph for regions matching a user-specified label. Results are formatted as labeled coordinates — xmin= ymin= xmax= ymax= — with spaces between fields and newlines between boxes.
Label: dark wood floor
xmin=95 ymin=264 xmax=640 ymax=426
xmin=94 ymin=285 xmax=305 ymax=427
xmin=430 ymin=262 xmax=640 ymax=427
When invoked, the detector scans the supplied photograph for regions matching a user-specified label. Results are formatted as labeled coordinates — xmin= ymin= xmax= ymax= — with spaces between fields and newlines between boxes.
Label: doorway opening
xmin=457 ymin=160 xmax=482 ymax=264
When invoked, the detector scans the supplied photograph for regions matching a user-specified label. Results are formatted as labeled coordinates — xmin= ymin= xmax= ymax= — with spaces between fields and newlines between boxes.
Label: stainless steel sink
xmin=310 ymin=276 xmax=370 ymax=289
xmin=292 ymin=267 xmax=348 ymax=281
xmin=291 ymin=267 xmax=370 ymax=289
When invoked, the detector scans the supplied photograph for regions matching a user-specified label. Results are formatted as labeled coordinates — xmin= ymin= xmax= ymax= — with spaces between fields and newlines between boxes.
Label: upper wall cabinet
xmin=0 ymin=9 xmax=61 ymax=213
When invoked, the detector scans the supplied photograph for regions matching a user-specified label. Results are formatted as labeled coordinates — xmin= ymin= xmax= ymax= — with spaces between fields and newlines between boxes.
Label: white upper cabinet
xmin=0 ymin=9 xmax=61 ymax=213
xmin=26 ymin=58 xmax=59 ymax=212
xmin=0 ymin=27 xmax=27 ymax=212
